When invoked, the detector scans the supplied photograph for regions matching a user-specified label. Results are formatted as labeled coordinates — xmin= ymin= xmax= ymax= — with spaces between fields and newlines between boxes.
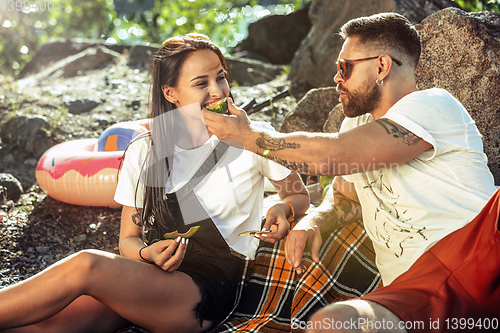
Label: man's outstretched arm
xmin=202 ymin=98 xmax=431 ymax=176
xmin=285 ymin=176 xmax=362 ymax=274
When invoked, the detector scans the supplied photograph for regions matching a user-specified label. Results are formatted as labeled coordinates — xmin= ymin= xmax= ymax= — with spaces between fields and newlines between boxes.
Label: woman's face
xmin=162 ymin=49 xmax=230 ymax=112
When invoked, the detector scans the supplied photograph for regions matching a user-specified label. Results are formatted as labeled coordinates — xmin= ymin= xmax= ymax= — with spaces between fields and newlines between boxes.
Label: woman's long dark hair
xmin=136 ymin=34 xmax=231 ymax=238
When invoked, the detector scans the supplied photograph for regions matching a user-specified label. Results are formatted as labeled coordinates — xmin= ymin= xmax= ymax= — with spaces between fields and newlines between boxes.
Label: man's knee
xmin=306 ymin=300 xmax=407 ymax=333
xmin=307 ymin=303 xmax=361 ymax=333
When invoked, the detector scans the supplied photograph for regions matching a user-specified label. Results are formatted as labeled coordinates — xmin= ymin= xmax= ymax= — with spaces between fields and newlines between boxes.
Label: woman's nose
xmin=209 ymin=81 xmax=224 ymax=97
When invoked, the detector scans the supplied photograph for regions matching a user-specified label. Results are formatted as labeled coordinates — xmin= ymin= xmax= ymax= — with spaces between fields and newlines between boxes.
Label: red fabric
xmin=361 ymin=188 xmax=500 ymax=331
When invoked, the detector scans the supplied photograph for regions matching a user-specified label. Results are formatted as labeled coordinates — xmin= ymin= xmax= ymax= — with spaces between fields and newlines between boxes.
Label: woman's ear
xmin=162 ymin=86 xmax=177 ymax=104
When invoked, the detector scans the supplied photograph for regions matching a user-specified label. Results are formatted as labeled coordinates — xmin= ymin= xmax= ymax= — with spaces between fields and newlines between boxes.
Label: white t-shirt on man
xmin=114 ymin=130 xmax=291 ymax=260
xmin=340 ymin=88 xmax=497 ymax=285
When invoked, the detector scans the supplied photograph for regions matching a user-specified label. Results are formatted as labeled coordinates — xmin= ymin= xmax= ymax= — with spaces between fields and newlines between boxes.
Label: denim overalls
xmin=145 ymin=142 xmax=245 ymax=325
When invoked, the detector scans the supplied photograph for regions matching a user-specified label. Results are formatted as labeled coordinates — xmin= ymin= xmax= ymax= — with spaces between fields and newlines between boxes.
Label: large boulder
xmin=226 ymin=57 xmax=285 ymax=86
xmin=17 ymin=46 xmax=121 ymax=89
xmin=19 ymin=39 xmax=128 ymax=78
xmin=415 ymin=8 xmax=500 ymax=185
xmin=281 ymin=87 xmax=339 ymax=133
xmin=323 ymin=104 xmax=345 ymax=134
xmin=288 ymin=0 xmax=461 ymax=98
xmin=0 ymin=173 xmax=23 ymax=203
xmin=0 ymin=115 xmax=54 ymax=160
xmin=233 ymin=2 xmax=311 ymax=64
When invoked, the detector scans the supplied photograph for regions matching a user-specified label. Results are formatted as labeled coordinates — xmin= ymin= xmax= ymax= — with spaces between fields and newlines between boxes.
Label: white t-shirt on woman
xmin=114 ymin=130 xmax=291 ymax=260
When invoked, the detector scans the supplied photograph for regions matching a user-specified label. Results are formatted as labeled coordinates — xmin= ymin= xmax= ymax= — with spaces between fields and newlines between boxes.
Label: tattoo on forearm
xmin=256 ymin=133 xmax=300 ymax=151
xmin=132 ymin=209 xmax=144 ymax=227
xmin=331 ymin=194 xmax=361 ymax=227
xmin=376 ymin=118 xmax=420 ymax=146
xmin=319 ymin=193 xmax=361 ymax=232
xmin=257 ymin=151 xmax=311 ymax=174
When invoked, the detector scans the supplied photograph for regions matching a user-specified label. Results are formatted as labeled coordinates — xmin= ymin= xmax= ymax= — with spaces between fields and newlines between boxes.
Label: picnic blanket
xmin=118 ymin=219 xmax=381 ymax=333
xmin=210 ymin=218 xmax=381 ymax=333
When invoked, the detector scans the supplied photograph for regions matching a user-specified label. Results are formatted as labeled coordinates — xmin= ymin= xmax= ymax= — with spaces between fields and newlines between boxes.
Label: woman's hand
xmin=254 ymin=203 xmax=291 ymax=243
xmin=140 ymin=237 xmax=189 ymax=272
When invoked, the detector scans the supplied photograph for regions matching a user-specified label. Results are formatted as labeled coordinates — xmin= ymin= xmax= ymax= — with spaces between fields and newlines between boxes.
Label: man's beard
xmin=339 ymin=79 xmax=381 ymax=118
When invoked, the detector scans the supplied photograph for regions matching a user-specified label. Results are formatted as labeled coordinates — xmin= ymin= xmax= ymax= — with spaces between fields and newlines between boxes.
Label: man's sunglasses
xmin=336 ymin=55 xmax=402 ymax=80
xmin=162 ymin=33 xmax=211 ymax=47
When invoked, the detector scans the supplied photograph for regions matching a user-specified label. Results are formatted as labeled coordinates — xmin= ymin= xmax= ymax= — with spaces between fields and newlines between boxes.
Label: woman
xmin=0 ymin=34 xmax=309 ymax=333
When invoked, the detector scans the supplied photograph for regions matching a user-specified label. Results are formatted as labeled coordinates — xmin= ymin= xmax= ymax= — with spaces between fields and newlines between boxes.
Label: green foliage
xmin=454 ymin=0 xmax=500 ymax=12
xmin=0 ymin=0 xmax=114 ymax=77
xmin=3 ymin=0 xmax=495 ymax=79
xmin=0 ymin=0 xmax=302 ymax=77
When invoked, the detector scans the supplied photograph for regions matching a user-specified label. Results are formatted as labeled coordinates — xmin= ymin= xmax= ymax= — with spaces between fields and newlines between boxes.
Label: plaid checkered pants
xmin=211 ymin=219 xmax=381 ymax=333
xmin=118 ymin=220 xmax=380 ymax=333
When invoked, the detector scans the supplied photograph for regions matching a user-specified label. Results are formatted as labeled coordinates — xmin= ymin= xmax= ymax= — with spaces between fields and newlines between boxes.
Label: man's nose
xmin=333 ymin=71 xmax=343 ymax=84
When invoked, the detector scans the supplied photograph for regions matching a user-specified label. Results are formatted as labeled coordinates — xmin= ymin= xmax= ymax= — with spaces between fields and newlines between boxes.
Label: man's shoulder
xmin=400 ymin=87 xmax=456 ymax=104
xmin=387 ymin=88 xmax=465 ymax=120
xmin=340 ymin=113 xmax=374 ymax=132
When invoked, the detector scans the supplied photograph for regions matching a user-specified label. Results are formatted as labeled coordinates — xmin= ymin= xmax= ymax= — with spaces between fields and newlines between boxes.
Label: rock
xmin=323 ymin=104 xmax=346 ymax=133
xmin=73 ymin=234 xmax=88 ymax=244
xmin=19 ymin=39 xmax=128 ymax=78
xmin=288 ymin=0 xmax=461 ymax=98
xmin=0 ymin=186 xmax=6 ymax=202
xmin=227 ymin=56 xmax=285 ymax=86
xmin=0 ymin=115 xmax=53 ymax=159
xmin=64 ymin=98 xmax=101 ymax=115
xmin=0 ymin=174 xmax=23 ymax=202
xmin=415 ymin=8 xmax=500 ymax=185
xmin=281 ymin=87 xmax=339 ymax=133
xmin=3 ymin=154 xmax=14 ymax=165
xmin=36 ymin=246 xmax=50 ymax=253
xmin=17 ymin=46 xmax=121 ymax=89
xmin=23 ymin=158 xmax=38 ymax=167
xmin=127 ymin=44 xmax=158 ymax=68
xmin=233 ymin=2 xmax=311 ymax=64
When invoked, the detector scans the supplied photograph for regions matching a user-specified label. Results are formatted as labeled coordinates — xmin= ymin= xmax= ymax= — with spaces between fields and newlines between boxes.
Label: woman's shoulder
xmin=123 ymin=131 xmax=152 ymax=160
xmin=128 ymin=131 xmax=151 ymax=148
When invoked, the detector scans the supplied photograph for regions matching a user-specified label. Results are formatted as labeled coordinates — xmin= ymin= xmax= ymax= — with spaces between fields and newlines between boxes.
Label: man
xmin=203 ymin=13 xmax=499 ymax=332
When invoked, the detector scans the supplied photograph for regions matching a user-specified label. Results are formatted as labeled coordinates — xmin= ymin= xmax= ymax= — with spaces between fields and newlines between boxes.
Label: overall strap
xmin=175 ymin=141 xmax=229 ymax=201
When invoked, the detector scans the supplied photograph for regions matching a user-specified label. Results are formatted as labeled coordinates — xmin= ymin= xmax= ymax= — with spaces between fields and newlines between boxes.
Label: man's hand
xmin=202 ymin=97 xmax=253 ymax=147
xmin=285 ymin=218 xmax=323 ymax=275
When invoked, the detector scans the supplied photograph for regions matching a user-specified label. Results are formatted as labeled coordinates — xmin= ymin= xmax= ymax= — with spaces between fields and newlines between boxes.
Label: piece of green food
xmin=238 ymin=230 xmax=272 ymax=237
xmin=205 ymin=98 xmax=228 ymax=114
xmin=163 ymin=226 xmax=200 ymax=239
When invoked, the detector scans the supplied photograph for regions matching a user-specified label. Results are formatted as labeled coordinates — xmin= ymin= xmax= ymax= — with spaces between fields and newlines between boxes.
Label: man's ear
xmin=162 ymin=86 xmax=177 ymax=104
xmin=377 ymin=55 xmax=393 ymax=78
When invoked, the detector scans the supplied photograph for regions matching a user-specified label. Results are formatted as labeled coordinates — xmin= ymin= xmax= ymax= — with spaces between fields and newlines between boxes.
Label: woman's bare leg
xmin=2 ymin=295 xmax=130 ymax=333
xmin=0 ymin=249 xmax=212 ymax=333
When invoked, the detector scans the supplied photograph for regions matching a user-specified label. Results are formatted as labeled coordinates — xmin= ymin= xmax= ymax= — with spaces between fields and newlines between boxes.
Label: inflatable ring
xmin=36 ymin=120 xmax=149 ymax=206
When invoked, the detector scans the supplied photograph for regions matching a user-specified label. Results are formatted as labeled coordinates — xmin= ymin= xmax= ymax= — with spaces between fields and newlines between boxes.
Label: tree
xmin=454 ymin=0 xmax=500 ymax=12
xmin=1 ymin=0 xmax=497 ymax=78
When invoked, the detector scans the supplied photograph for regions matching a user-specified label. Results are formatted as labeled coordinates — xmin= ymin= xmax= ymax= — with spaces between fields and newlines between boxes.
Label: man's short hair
xmin=340 ymin=13 xmax=421 ymax=68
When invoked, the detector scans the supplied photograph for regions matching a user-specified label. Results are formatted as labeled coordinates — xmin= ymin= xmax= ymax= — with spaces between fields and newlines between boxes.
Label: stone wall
xmin=416 ymin=8 xmax=500 ymax=184
xmin=288 ymin=0 xmax=460 ymax=98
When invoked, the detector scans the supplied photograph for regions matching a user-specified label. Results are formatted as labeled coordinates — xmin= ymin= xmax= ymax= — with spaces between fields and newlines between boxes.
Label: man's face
xmin=334 ymin=38 xmax=381 ymax=118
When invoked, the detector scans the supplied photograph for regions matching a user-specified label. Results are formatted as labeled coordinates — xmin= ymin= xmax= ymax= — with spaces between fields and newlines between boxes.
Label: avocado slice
xmin=205 ymin=98 xmax=228 ymax=114
xmin=163 ymin=226 xmax=200 ymax=239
